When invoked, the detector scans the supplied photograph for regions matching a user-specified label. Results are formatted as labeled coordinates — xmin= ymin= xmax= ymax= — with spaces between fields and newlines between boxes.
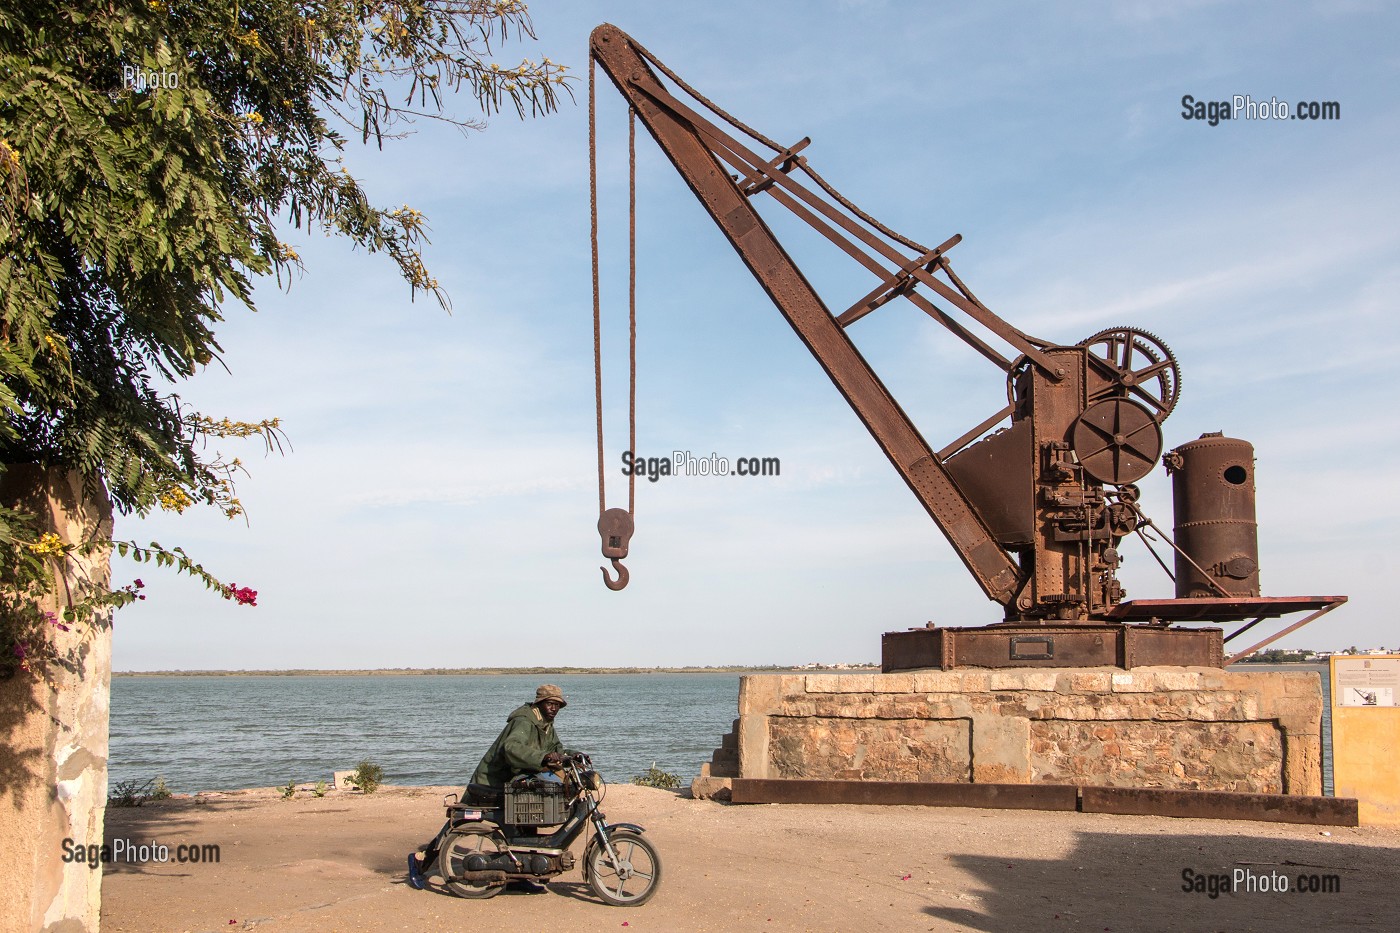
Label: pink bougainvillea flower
xmin=223 ymin=584 xmax=258 ymax=606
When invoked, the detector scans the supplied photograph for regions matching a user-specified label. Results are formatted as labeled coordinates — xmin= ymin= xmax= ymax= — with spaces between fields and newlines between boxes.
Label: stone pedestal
xmin=716 ymin=668 xmax=1322 ymax=795
xmin=0 ymin=467 xmax=114 ymax=933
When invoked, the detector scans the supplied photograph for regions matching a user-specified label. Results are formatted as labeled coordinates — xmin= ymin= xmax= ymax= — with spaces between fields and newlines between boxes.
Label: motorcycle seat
xmin=465 ymin=783 xmax=504 ymax=806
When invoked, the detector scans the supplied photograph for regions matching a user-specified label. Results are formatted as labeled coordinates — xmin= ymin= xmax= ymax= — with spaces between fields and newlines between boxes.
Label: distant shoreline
xmin=112 ymin=665 xmax=880 ymax=677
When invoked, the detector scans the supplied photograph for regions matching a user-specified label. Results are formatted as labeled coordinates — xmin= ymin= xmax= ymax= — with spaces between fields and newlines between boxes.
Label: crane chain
xmin=590 ymin=56 xmax=638 ymax=587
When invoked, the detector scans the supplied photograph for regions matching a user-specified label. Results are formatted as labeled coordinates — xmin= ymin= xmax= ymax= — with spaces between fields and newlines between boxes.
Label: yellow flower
xmin=158 ymin=487 xmax=194 ymax=514
xmin=0 ymin=138 xmax=18 ymax=174
xmin=27 ymin=533 xmax=68 ymax=556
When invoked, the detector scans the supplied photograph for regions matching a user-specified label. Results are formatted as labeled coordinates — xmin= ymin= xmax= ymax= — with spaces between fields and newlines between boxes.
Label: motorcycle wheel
xmin=438 ymin=828 xmax=507 ymax=899
xmin=587 ymin=830 xmax=661 ymax=906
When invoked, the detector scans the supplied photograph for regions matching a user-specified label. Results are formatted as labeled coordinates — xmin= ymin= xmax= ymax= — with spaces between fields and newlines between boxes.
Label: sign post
xmin=1331 ymin=654 xmax=1400 ymax=826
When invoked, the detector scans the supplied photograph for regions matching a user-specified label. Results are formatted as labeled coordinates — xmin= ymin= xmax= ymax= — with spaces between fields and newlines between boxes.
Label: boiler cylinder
xmin=1165 ymin=434 xmax=1260 ymax=599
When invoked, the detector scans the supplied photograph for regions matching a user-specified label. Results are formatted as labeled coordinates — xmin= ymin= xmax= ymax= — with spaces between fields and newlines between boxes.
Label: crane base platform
xmin=882 ymin=624 xmax=1224 ymax=672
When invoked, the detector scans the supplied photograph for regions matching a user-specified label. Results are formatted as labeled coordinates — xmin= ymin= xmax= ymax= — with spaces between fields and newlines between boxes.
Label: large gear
xmin=1078 ymin=326 xmax=1181 ymax=420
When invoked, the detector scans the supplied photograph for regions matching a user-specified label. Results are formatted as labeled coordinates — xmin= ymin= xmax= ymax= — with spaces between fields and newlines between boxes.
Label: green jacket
xmin=470 ymin=703 xmax=569 ymax=786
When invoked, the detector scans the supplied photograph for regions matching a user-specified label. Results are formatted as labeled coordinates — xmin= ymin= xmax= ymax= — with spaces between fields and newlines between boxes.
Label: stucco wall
xmin=0 ymin=466 xmax=113 ymax=933
xmin=736 ymin=668 xmax=1323 ymax=795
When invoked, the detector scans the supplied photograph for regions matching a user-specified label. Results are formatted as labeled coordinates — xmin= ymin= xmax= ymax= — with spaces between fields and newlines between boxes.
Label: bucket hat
xmin=535 ymin=684 xmax=568 ymax=707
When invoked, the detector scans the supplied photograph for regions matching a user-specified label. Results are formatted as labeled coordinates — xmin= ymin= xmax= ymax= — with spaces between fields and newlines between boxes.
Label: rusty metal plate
xmin=1080 ymin=786 xmax=1358 ymax=826
xmin=952 ymin=627 xmax=1122 ymax=668
xmin=731 ymin=779 xmax=1078 ymax=811
xmin=1123 ymin=625 xmax=1223 ymax=668
xmin=944 ymin=420 xmax=1034 ymax=547
xmin=730 ymin=781 xmax=1357 ymax=826
xmin=882 ymin=625 xmax=1224 ymax=671
xmin=881 ymin=628 xmax=947 ymax=672
xmin=1109 ymin=597 xmax=1345 ymax=623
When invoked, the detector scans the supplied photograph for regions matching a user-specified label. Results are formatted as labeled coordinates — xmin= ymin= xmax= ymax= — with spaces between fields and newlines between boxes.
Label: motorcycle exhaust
xmin=459 ymin=870 xmax=506 ymax=885
xmin=467 ymin=853 xmax=555 ymax=875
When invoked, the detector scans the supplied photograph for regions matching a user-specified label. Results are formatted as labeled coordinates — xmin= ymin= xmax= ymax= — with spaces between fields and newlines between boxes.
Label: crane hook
xmin=597 ymin=508 xmax=634 ymax=591
xmin=601 ymin=557 xmax=629 ymax=591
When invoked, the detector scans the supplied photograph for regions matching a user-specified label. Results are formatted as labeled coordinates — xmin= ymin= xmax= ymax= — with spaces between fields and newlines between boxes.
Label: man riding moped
xmin=469 ymin=684 xmax=575 ymax=789
xmin=406 ymin=684 xmax=661 ymax=905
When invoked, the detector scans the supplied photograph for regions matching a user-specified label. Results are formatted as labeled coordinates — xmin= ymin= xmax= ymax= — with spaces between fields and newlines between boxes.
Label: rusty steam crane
xmin=586 ymin=25 xmax=1344 ymax=670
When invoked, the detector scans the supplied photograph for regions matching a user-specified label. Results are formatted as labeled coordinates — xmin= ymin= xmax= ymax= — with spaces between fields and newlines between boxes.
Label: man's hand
xmin=541 ymin=752 xmax=565 ymax=769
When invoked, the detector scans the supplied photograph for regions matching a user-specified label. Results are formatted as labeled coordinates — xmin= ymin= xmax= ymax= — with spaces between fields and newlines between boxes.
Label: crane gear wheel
xmin=1072 ymin=398 xmax=1164 ymax=485
xmin=1078 ymin=327 xmax=1181 ymax=420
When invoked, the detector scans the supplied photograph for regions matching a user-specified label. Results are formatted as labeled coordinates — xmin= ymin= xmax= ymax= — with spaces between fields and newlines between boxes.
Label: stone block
xmin=737 ymin=713 xmax=771 ymax=779
xmin=1284 ymin=671 xmax=1323 ymax=696
xmin=875 ymin=673 xmax=915 ymax=693
xmin=1136 ymin=669 xmax=1205 ymax=692
xmin=988 ymin=671 xmax=1060 ymax=692
xmin=970 ymin=714 xmax=1031 ymax=783
xmin=1111 ymin=672 xmax=1151 ymax=693
xmin=738 ymin=675 xmax=786 ymax=716
xmin=913 ymin=670 xmax=992 ymax=693
xmin=910 ymin=670 xmax=954 ymax=693
xmin=769 ymin=716 xmax=971 ymax=782
xmin=804 ymin=673 xmax=879 ymax=694
xmin=1061 ymin=671 xmax=1112 ymax=693
xmin=690 ymin=764 xmax=733 ymax=801
xmin=1029 ymin=719 xmax=1283 ymax=793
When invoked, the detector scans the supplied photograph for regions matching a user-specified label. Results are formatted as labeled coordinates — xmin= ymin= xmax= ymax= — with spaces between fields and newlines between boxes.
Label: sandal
xmin=406 ymin=852 xmax=427 ymax=890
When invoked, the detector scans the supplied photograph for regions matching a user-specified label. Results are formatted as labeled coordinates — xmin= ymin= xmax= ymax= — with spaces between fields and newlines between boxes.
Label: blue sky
xmin=111 ymin=0 xmax=1400 ymax=669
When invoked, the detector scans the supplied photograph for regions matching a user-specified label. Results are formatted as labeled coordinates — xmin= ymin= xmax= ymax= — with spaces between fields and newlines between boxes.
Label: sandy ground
xmin=100 ymin=784 xmax=1400 ymax=933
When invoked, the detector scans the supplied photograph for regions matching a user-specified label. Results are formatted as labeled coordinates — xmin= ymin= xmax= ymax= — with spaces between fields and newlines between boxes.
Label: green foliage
xmin=1241 ymin=649 xmax=1314 ymax=664
xmin=348 ymin=759 xmax=383 ymax=793
xmin=280 ymin=779 xmax=297 ymax=799
xmin=109 ymin=776 xmax=157 ymax=807
xmin=0 ymin=2 xmax=569 ymax=671
xmin=150 ymin=775 xmax=173 ymax=800
xmin=312 ymin=778 xmax=328 ymax=797
xmin=0 ymin=528 xmax=236 ymax=677
xmin=630 ymin=763 xmax=681 ymax=790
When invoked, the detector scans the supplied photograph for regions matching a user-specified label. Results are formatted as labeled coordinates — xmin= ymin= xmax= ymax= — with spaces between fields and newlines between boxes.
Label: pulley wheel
xmin=1072 ymin=398 xmax=1163 ymax=485
xmin=1078 ymin=326 xmax=1181 ymax=419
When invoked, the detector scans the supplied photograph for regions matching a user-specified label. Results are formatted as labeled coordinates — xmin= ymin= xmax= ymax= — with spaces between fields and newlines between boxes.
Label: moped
xmin=409 ymin=753 xmax=661 ymax=906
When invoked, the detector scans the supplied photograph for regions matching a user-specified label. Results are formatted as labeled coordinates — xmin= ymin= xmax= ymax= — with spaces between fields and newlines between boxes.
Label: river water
xmin=108 ymin=673 xmax=742 ymax=792
xmin=108 ymin=665 xmax=1333 ymax=794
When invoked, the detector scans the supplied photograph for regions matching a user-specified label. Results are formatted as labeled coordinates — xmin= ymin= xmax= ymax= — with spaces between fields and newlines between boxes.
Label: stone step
xmin=690 ymin=763 xmax=733 ymax=801
xmin=708 ymin=749 xmax=738 ymax=777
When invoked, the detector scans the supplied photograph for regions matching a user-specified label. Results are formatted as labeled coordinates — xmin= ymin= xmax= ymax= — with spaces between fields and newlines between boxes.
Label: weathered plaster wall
xmin=736 ymin=668 xmax=1322 ymax=795
xmin=0 ymin=466 xmax=113 ymax=933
